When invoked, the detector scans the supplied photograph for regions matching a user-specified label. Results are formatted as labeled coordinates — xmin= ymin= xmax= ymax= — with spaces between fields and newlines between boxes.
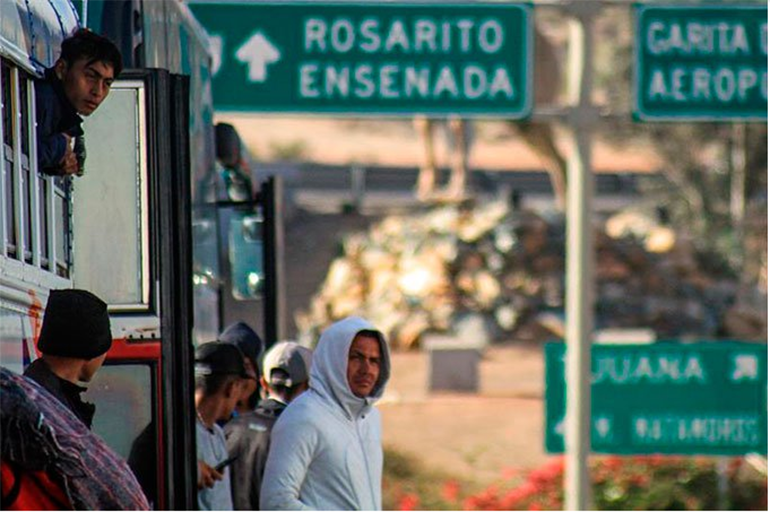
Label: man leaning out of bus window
xmin=35 ymin=28 xmax=122 ymax=177
xmin=195 ymin=342 xmax=250 ymax=511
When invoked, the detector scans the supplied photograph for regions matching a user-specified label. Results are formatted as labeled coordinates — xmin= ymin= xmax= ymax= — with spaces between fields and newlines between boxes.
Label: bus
xmin=0 ymin=0 xmax=283 ymax=508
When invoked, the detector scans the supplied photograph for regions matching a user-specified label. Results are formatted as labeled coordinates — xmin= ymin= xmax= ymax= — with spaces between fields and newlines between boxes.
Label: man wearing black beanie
xmin=24 ymin=288 xmax=113 ymax=429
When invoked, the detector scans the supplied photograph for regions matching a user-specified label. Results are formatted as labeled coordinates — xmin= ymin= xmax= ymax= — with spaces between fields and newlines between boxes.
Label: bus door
xmin=71 ymin=69 xmax=197 ymax=510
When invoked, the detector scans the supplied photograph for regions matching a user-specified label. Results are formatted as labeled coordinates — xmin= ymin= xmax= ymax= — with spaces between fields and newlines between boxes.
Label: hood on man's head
xmin=37 ymin=289 xmax=112 ymax=360
xmin=310 ymin=316 xmax=391 ymax=413
xmin=218 ymin=321 xmax=264 ymax=368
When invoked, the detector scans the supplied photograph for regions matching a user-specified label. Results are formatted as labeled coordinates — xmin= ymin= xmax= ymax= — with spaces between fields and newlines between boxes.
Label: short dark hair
xmin=355 ymin=330 xmax=383 ymax=343
xmin=60 ymin=29 xmax=123 ymax=76
xmin=195 ymin=373 xmax=239 ymax=396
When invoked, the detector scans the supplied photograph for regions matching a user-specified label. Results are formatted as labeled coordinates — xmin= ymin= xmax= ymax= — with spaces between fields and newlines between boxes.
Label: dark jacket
xmin=224 ymin=398 xmax=286 ymax=510
xmin=0 ymin=367 xmax=149 ymax=510
xmin=24 ymin=358 xmax=96 ymax=428
xmin=35 ymin=68 xmax=84 ymax=175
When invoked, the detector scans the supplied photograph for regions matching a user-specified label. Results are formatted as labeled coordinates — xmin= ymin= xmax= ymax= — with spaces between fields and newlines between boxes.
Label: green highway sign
xmin=634 ymin=5 xmax=768 ymax=121
xmin=189 ymin=1 xmax=532 ymax=117
xmin=545 ymin=342 xmax=768 ymax=455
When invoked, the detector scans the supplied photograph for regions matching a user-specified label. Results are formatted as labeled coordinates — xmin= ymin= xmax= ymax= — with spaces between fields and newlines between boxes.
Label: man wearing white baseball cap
xmin=224 ymin=341 xmax=313 ymax=510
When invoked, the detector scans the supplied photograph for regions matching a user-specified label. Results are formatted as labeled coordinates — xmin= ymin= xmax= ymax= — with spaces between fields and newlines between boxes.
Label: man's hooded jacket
xmin=260 ymin=317 xmax=391 ymax=511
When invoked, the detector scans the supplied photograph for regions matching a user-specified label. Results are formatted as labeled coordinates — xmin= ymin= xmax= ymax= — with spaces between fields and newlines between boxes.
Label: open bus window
xmin=53 ymin=177 xmax=70 ymax=277
xmin=1 ymin=56 xmax=69 ymax=278
xmin=229 ymin=210 xmax=265 ymax=299
xmin=2 ymin=61 xmax=17 ymax=258
xmin=85 ymin=363 xmax=158 ymax=507
xmin=19 ymin=74 xmax=33 ymax=264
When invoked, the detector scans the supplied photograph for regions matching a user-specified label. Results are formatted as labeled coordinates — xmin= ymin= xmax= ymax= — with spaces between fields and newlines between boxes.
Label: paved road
xmin=265 ymin=162 xmax=649 ymax=213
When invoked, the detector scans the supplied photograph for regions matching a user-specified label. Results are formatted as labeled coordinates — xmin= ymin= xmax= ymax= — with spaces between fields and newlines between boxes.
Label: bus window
xmin=38 ymin=174 xmax=50 ymax=269
xmin=20 ymin=74 xmax=34 ymax=264
xmin=0 ymin=310 xmax=26 ymax=374
xmin=2 ymin=61 xmax=16 ymax=258
xmin=0 ymin=58 xmax=65 ymax=275
xmin=84 ymin=363 xmax=158 ymax=505
xmin=229 ymin=211 xmax=265 ymax=299
xmin=53 ymin=177 xmax=70 ymax=277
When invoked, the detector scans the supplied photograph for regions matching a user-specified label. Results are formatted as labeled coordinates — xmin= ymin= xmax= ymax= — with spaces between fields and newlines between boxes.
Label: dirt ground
xmin=217 ymin=115 xmax=660 ymax=173
xmin=379 ymin=342 xmax=555 ymax=485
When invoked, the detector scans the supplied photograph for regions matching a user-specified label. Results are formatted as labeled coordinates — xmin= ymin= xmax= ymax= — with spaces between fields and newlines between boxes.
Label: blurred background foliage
xmin=383 ymin=446 xmax=768 ymax=511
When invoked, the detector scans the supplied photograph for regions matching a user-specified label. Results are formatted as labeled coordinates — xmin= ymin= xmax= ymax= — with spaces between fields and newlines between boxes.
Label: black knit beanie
xmin=37 ymin=289 xmax=112 ymax=359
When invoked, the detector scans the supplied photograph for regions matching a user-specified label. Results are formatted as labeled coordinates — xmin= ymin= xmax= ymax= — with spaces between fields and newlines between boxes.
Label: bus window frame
xmin=0 ymin=55 xmax=72 ymax=287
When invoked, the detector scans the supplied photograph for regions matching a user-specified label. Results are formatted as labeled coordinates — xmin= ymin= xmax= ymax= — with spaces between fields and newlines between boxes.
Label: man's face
xmin=347 ymin=334 xmax=381 ymax=398
xmin=56 ymin=58 xmax=115 ymax=115
xmin=79 ymin=353 xmax=107 ymax=382
xmin=221 ymin=378 xmax=245 ymax=421
xmin=239 ymin=357 xmax=258 ymax=404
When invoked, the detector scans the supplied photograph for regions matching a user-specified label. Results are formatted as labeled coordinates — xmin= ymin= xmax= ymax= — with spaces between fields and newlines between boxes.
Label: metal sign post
xmin=563 ymin=2 xmax=598 ymax=509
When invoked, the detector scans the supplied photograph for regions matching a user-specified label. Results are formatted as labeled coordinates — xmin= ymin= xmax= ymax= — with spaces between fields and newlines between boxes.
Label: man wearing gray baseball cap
xmin=224 ymin=341 xmax=313 ymax=510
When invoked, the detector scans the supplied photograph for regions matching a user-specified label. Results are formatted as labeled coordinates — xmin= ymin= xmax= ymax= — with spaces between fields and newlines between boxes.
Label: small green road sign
xmin=189 ymin=1 xmax=532 ymax=117
xmin=634 ymin=4 xmax=768 ymax=121
xmin=545 ymin=341 xmax=768 ymax=455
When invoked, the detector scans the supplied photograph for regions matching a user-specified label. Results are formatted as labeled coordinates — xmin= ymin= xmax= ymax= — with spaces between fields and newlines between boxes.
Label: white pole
xmin=717 ymin=457 xmax=730 ymax=510
xmin=564 ymin=1 xmax=598 ymax=509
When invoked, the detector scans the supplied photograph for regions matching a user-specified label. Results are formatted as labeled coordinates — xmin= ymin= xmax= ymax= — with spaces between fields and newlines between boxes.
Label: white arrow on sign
xmin=554 ymin=417 xmax=565 ymax=437
xmin=235 ymin=31 xmax=281 ymax=83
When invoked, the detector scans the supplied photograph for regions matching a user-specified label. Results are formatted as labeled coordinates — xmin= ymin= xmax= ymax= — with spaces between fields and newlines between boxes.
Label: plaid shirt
xmin=1 ymin=367 xmax=149 ymax=510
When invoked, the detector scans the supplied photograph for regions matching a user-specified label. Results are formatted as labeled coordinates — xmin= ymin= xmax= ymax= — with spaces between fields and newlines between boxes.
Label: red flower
xmin=501 ymin=482 xmax=539 ymax=509
xmin=398 ymin=493 xmax=420 ymax=511
xmin=528 ymin=457 xmax=565 ymax=486
xmin=602 ymin=456 xmax=624 ymax=471
xmin=464 ymin=486 xmax=501 ymax=510
xmin=442 ymin=480 xmax=461 ymax=503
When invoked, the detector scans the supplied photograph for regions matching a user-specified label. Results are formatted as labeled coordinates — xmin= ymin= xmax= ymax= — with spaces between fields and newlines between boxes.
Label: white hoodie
xmin=260 ymin=317 xmax=391 ymax=511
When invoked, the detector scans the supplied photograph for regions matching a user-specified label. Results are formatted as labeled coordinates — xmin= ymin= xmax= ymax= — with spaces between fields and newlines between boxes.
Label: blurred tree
xmin=414 ymin=23 xmax=568 ymax=208
xmin=594 ymin=6 xmax=767 ymax=282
